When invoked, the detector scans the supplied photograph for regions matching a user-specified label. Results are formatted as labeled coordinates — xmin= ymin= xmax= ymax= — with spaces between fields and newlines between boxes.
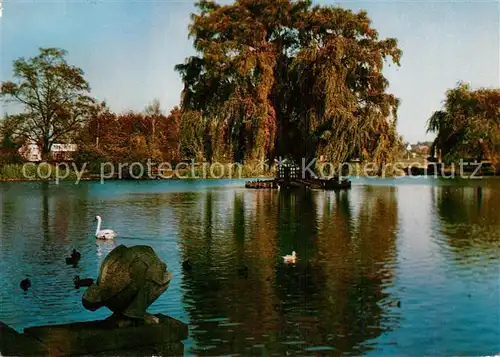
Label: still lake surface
xmin=0 ymin=177 xmax=499 ymax=356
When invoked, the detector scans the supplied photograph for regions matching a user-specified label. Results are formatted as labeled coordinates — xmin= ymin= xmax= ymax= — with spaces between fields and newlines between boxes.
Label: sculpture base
xmin=1 ymin=314 xmax=188 ymax=356
xmin=0 ymin=321 xmax=54 ymax=357
xmin=104 ymin=312 xmax=163 ymax=328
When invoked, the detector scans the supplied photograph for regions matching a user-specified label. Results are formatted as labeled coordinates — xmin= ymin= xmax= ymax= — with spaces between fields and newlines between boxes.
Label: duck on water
xmin=74 ymin=276 xmax=94 ymax=289
xmin=283 ymin=251 xmax=297 ymax=264
xmin=20 ymin=278 xmax=31 ymax=291
xmin=65 ymin=249 xmax=81 ymax=265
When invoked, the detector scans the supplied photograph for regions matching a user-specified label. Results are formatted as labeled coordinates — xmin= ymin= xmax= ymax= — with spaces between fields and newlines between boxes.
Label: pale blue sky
xmin=1 ymin=0 xmax=498 ymax=143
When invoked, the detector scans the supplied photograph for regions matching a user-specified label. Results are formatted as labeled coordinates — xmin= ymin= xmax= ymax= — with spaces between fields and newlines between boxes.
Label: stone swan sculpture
xmin=82 ymin=244 xmax=172 ymax=327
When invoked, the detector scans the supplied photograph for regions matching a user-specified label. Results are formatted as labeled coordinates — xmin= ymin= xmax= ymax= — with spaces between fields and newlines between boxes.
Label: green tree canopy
xmin=176 ymin=0 xmax=402 ymax=166
xmin=0 ymin=114 xmax=21 ymax=149
xmin=427 ymin=82 xmax=500 ymax=164
xmin=1 ymin=47 xmax=96 ymax=157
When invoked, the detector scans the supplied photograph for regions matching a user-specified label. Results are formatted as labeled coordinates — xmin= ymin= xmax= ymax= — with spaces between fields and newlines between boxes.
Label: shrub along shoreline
xmin=0 ymin=163 xmax=276 ymax=182
xmin=0 ymin=161 xmax=497 ymax=182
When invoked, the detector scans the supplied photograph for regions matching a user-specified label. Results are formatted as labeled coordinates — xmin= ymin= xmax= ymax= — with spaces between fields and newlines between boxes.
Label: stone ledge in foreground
xmin=1 ymin=314 xmax=188 ymax=357
xmin=0 ymin=321 xmax=54 ymax=356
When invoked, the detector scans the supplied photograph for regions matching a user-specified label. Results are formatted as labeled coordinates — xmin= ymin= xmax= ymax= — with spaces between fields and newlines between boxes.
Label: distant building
xmin=50 ymin=143 xmax=78 ymax=161
xmin=18 ymin=144 xmax=42 ymax=162
xmin=409 ymin=144 xmax=430 ymax=156
xmin=416 ymin=145 xmax=430 ymax=155
xmin=18 ymin=143 xmax=77 ymax=162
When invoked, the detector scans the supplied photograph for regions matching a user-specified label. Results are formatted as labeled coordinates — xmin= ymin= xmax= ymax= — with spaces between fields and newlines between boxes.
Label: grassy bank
xmin=0 ymin=163 xmax=80 ymax=181
xmin=0 ymin=162 xmax=276 ymax=182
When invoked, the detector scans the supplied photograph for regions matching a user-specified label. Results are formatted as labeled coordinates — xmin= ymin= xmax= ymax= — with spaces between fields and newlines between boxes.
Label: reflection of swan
xmin=96 ymin=239 xmax=116 ymax=257
xmin=95 ymin=215 xmax=117 ymax=240
xmin=283 ymin=251 xmax=297 ymax=264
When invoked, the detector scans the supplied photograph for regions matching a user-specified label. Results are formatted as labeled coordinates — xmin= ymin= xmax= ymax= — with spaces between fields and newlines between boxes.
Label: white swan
xmin=95 ymin=215 xmax=117 ymax=240
xmin=283 ymin=251 xmax=297 ymax=264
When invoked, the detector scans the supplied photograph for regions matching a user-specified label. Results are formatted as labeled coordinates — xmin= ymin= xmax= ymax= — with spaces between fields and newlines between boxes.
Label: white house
xmin=18 ymin=143 xmax=78 ymax=162
xmin=51 ymin=143 xmax=78 ymax=161
xmin=51 ymin=144 xmax=78 ymax=152
xmin=18 ymin=144 xmax=42 ymax=162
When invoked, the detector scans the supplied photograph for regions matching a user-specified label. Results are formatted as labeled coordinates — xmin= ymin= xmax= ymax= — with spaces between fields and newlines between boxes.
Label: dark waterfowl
xmin=182 ymin=260 xmax=192 ymax=271
xmin=388 ymin=300 xmax=401 ymax=308
xmin=20 ymin=278 xmax=31 ymax=291
xmin=237 ymin=266 xmax=248 ymax=278
xmin=71 ymin=249 xmax=81 ymax=260
xmin=66 ymin=249 xmax=81 ymax=265
xmin=74 ymin=275 xmax=94 ymax=289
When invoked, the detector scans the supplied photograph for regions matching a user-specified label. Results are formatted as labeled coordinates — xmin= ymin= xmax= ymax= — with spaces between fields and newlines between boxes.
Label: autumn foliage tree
xmin=75 ymin=102 xmax=181 ymax=173
xmin=0 ymin=48 xmax=96 ymax=159
xmin=427 ymin=82 xmax=500 ymax=164
xmin=176 ymin=0 xmax=403 ymax=167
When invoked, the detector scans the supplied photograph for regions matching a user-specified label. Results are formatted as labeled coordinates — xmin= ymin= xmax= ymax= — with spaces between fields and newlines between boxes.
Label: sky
xmin=1 ymin=0 xmax=499 ymax=143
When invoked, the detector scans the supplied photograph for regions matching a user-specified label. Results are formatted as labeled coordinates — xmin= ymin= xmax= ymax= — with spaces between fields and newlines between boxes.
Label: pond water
xmin=0 ymin=177 xmax=499 ymax=356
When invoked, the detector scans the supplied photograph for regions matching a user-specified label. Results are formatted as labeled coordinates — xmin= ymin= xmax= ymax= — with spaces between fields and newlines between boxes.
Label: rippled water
xmin=0 ymin=177 xmax=499 ymax=356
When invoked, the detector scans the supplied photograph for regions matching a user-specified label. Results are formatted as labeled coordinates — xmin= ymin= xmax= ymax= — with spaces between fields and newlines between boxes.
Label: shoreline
xmin=0 ymin=175 xmax=276 ymax=183
xmin=1 ymin=173 xmax=498 ymax=183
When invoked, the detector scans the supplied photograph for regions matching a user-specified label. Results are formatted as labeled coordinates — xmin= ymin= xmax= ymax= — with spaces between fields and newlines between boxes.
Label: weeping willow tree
xmin=427 ymin=82 xmax=500 ymax=164
xmin=176 ymin=0 xmax=402 ymax=167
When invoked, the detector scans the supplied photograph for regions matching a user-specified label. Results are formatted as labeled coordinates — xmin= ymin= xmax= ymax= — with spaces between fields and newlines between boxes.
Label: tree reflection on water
xmin=178 ymin=186 xmax=400 ymax=356
xmin=432 ymin=182 xmax=500 ymax=264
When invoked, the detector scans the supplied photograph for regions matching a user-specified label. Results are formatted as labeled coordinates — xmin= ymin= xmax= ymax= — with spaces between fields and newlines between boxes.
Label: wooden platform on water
xmin=245 ymin=179 xmax=280 ymax=189
xmin=245 ymin=178 xmax=351 ymax=191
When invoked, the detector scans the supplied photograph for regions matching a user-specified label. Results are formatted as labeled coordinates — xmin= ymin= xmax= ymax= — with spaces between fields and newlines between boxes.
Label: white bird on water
xmin=95 ymin=215 xmax=117 ymax=240
xmin=283 ymin=251 xmax=297 ymax=264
